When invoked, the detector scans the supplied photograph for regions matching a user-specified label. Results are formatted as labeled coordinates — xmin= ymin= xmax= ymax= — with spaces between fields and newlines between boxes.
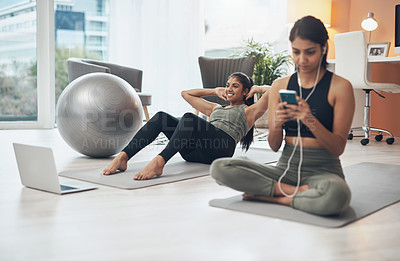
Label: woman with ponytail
xmin=210 ymin=16 xmax=354 ymax=216
xmin=103 ymin=72 xmax=270 ymax=180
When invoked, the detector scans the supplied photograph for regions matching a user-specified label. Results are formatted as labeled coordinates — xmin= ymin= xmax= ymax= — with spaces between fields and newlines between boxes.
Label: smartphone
xmin=279 ymin=89 xmax=298 ymax=105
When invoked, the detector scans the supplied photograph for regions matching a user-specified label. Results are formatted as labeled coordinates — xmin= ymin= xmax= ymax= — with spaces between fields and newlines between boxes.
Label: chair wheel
xmin=347 ymin=133 xmax=353 ymax=140
xmin=361 ymin=138 xmax=369 ymax=145
xmin=386 ymin=138 xmax=394 ymax=145
xmin=375 ymin=134 xmax=383 ymax=141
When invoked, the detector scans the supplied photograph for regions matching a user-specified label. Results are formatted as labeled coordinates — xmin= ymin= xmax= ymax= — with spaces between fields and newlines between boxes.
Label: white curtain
xmin=109 ymin=0 xmax=205 ymax=117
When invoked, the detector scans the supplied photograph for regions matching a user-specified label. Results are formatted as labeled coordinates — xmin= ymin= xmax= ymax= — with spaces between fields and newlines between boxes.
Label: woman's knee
xmin=144 ymin=111 xmax=170 ymax=128
xmin=154 ymin=111 xmax=174 ymax=119
xmin=210 ymin=158 xmax=232 ymax=184
xmin=153 ymin=111 xmax=166 ymax=117
xmin=148 ymin=111 xmax=168 ymax=122
xmin=322 ymin=178 xmax=351 ymax=215
xmin=295 ymin=176 xmax=351 ymax=216
xmin=176 ymin=112 xmax=198 ymax=128
xmin=181 ymin=112 xmax=197 ymax=120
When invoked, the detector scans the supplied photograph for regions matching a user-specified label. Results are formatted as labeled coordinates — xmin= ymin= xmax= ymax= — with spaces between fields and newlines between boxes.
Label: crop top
xmin=283 ymin=71 xmax=334 ymax=138
xmin=209 ymin=104 xmax=250 ymax=143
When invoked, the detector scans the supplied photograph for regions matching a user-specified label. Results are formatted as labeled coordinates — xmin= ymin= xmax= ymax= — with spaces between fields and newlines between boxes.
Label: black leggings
xmin=122 ymin=111 xmax=236 ymax=164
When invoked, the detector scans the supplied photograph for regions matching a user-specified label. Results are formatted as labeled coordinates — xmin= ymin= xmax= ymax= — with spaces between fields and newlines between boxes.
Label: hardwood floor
xmin=0 ymin=128 xmax=399 ymax=261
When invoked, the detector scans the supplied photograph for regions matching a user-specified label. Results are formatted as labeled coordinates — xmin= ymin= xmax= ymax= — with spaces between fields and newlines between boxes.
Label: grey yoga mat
xmin=209 ymin=162 xmax=400 ymax=228
xmin=59 ymin=147 xmax=279 ymax=190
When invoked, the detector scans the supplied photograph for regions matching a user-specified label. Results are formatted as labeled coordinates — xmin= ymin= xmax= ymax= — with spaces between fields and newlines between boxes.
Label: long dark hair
xmin=228 ymin=72 xmax=254 ymax=151
xmin=289 ymin=15 xmax=329 ymax=69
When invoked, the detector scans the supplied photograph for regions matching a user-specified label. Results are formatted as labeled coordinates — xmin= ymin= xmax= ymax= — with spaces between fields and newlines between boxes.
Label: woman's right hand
xmin=274 ymin=102 xmax=293 ymax=128
xmin=246 ymin=85 xmax=271 ymax=100
xmin=215 ymin=87 xmax=227 ymax=101
xmin=246 ymin=85 xmax=259 ymax=99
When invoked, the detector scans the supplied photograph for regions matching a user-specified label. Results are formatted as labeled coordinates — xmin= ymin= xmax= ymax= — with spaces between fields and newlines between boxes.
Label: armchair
xmin=196 ymin=56 xmax=256 ymax=114
xmin=67 ymin=58 xmax=151 ymax=121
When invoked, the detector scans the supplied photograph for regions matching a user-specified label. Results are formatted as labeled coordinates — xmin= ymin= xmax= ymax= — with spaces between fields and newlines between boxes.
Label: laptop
xmin=13 ymin=143 xmax=97 ymax=194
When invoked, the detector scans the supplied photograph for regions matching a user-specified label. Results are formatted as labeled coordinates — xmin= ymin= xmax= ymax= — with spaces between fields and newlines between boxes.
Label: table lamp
xmin=361 ymin=12 xmax=378 ymax=43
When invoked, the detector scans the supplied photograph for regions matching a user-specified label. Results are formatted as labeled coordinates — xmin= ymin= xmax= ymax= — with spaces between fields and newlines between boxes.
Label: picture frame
xmin=367 ymin=42 xmax=390 ymax=58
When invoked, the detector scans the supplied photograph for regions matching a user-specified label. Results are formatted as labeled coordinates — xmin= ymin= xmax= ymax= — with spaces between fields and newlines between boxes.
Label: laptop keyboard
xmin=60 ymin=184 xmax=77 ymax=191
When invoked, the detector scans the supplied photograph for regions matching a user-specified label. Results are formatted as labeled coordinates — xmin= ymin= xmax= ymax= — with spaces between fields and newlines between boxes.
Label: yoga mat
xmin=59 ymin=147 xmax=279 ymax=190
xmin=209 ymin=162 xmax=400 ymax=228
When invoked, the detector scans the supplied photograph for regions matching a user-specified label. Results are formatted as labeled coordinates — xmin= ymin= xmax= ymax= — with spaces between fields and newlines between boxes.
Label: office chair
xmin=67 ymin=58 xmax=151 ymax=121
xmin=196 ymin=56 xmax=256 ymax=115
xmin=334 ymin=31 xmax=400 ymax=145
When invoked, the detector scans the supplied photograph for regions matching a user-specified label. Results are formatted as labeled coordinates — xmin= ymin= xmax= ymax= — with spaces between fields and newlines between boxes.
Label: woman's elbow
xmin=271 ymin=146 xmax=280 ymax=152
xmin=329 ymin=144 xmax=346 ymax=157
xmin=181 ymin=91 xmax=189 ymax=101
xmin=268 ymin=138 xmax=281 ymax=152
xmin=331 ymin=150 xmax=342 ymax=158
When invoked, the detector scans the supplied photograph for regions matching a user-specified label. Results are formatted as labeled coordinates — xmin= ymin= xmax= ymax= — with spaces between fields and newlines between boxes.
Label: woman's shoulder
xmin=328 ymin=72 xmax=354 ymax=104
xmin=271 ymin=75 xmax=292 ymax=91
xmin=330 ymin=72 xmax=353 ymax=91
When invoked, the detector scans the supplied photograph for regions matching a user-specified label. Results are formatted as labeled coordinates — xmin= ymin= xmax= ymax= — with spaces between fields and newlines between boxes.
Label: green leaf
xmin=231 ymin=38 xmax=293 ymax=86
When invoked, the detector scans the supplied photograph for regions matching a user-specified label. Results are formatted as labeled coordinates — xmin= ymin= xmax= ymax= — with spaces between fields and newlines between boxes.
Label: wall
xmin=329 ymin=0 xmax=400 ymax=136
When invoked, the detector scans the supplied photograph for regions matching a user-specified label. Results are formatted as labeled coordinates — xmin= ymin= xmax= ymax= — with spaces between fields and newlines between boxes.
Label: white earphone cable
xmin=277 ymin=51 xmax=324 ymax=198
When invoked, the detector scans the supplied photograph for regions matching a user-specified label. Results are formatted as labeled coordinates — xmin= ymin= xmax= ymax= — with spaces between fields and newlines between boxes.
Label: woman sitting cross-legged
xmin=103 ymin=72 xmax=270 ymax=180
xmin=210 ymin=16 xmax=355 ymax=216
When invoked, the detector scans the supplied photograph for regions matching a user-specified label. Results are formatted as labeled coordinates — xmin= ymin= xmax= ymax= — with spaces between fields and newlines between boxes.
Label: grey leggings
xmin=210 ymin=144 xmax=351 ymax=216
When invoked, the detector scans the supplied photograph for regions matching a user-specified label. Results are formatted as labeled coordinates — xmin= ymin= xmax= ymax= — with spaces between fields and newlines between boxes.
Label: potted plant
xmin=231 ymin=38 xmax=292 ymax=128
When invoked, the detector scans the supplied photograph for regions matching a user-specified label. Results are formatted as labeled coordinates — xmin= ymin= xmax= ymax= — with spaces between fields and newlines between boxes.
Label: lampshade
xmin=286 ymin=0 xmax=332 ymax=27
xmin=361 ymin=12 xmax=378 ymax=31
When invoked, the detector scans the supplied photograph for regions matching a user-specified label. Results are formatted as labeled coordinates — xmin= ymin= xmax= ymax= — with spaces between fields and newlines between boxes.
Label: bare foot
xmin=242 ymin=193 xmax=292 ymax=206
xmin=134 ymin=155 xmax=166 ymax=180
xmin=242 ymin=184 xmax=310 ymax=206
xmin=274 ymin=183 xmax=310 ymax=196
xmin=103 ymin=152 xmax=129 ymax=175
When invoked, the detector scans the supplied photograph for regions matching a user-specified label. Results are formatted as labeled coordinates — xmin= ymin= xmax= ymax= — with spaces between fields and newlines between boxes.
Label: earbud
xmin=322 ymin=46 xmax=327 ymax=55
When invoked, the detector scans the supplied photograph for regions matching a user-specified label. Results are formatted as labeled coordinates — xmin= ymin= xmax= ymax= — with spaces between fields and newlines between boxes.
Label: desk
xmin=328 ymin=56 xmax=400 ymax=65
xmin=367 ymin=56 xmax=400 ymax=64
xmin=327 ymin=56 xmax=400 ymax=79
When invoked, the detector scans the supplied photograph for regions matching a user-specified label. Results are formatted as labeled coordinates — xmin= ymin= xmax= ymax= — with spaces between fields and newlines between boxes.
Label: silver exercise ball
xmin=56 ymin=72 xmax=143 ymax=158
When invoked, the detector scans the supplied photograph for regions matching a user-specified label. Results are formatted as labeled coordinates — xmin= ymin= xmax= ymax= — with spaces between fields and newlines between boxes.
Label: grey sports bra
xmin=209 ymin=104 xmax=250 ymax=143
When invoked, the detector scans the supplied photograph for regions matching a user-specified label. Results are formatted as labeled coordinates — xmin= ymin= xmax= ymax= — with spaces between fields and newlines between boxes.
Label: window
xmin=0 ymin=0 xmax=38 ymax=122
xmin=0 ymin=0 xmax=109 ymax=128
xmin=54 ymin=0 xmax=109 ymax=103
xmin=205 ymin=0 xmax=288 ymax=57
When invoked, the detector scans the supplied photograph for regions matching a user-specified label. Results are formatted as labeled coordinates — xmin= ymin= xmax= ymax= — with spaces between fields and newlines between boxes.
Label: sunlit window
xmin=54 ymin=0 xmax=109 ymax=103
xmin=0 ymin=0 xmax=37 ymax=121
xmin=0 ymin=0 xmax=109 ymax=123
xmin=205 ymin=0 xmax=288 ymax=57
